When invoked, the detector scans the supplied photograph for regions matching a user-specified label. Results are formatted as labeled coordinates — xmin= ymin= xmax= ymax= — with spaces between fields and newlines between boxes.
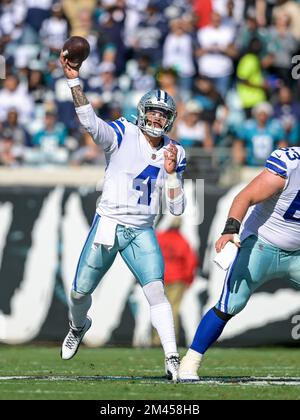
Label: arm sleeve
xmin=165 ymin=148 xmax=187 ymax=216
xmin=75 ymin=104 xmax=118 ymax=153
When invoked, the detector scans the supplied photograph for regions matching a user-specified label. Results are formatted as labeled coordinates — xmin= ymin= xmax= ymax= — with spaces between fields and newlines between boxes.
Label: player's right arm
xmin=60 ymin=52 xmax=117 ymax=153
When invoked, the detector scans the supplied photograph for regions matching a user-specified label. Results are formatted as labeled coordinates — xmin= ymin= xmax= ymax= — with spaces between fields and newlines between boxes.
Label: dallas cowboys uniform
xmin=178 ymin=147 xmax=300 ymax=381
xmin=218 ymin=147 xmax=300 ymax=315
xmin=73 ymin=102 xmax=186 ymax=293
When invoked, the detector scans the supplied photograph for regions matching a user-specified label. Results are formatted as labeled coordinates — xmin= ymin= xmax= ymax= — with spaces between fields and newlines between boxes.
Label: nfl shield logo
xmin=152 ymin=154 xmax=156 ymax=160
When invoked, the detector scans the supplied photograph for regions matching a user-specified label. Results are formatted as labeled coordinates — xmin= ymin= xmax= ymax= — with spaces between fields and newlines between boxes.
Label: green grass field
xmin=0 ymin=346 xmax=299 ymax=400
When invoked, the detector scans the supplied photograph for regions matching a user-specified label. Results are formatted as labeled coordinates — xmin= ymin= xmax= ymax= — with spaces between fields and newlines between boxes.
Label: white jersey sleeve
xmin=75 ymin=104 xmax=118 ymax=154
xmin=265 ymin=148 xmax=295 ymax=179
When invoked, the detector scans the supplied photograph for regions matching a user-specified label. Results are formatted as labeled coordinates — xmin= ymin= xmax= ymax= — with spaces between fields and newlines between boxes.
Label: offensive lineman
xmin=179 ymin=147 xmax=300 ymax=380
xmin=60 ymin=52 xmax=186 ymax=381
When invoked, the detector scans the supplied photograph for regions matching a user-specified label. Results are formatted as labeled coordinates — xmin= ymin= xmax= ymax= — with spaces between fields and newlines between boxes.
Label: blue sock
xmin=190 ymin=308 xmax=228 ymax=355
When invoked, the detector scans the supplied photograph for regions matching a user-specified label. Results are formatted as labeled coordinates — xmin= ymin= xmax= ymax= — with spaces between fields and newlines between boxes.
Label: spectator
xmin=162 ymin=17 xmax=196 ymax=99
xmin=235 ymin=9 xmax=272 ymax=60
xmin=86 ymin=61 xmax=123 ymax=120
xmin=152 ymin=217 xmax=198 ymax=346
xmin=0 ymin=128 xmax=23 ymax=166
xmin=176 ymin=100 xmax=213 ymax=149
xmin=2 ymin=108 xmax=30 ymax=147
xmin=39 ymin=3 xmax=69 ymax=53
xmin=236 ymin=37 xmax=268 ymax=119
xmin=0 ymin=74 xmax=34 ymax=125
xmin=25 ymin=0 xmax=53 ymax=34
xmin=28 ymin=68 xmax=51 ymax=105
xmin=273 ymin=85 xmax=300 ymax=146
xmin=193 ymin=76 xmax=227 ymax=124
xmin=233 ymin=102 xmax=287 ymax=167
xmin=273 ymin=0 xmax=300 ymax=41
xmin=130 ymin=55 xmax=156 ymax=93
xmin=62 ymin=0 xmax=96 ymax=35
xmin=76 ymin=8 xmax=94 ymax=38
xmin=96 ymin=2 xmax=126 ymax=75
xmin=243 ymin=0 xmax=277 ymax=28
xmin=30 ymin=110 xmax=68 ymax=165
xmin=196 ymin=11 xmax=237 ymax=97
xmin=0 ymin=0 xmax=26 ymax=56
xmin=268 ymin=14 xmax=298 ymax=87
xmin=47 ymin=63 xmax=79 ymax=132
xmin=133 ymin=0 xmax=168 ymax=67
xmin=124 ymin=0 xmax=151 ymax=49
xmin=214 ymin=0 xmax=245 ymax=27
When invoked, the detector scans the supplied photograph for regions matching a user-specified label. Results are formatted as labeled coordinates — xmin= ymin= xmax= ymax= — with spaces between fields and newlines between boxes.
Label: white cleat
xmin=61 ymin=317 xmax=92 ymax=360
xmin=178 ymin=354 xmax=201 ymax=381
xmin=165 ymin=353 xmax=180 ymax=382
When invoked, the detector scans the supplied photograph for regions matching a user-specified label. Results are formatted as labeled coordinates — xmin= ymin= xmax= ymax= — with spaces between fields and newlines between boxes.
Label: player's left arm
xmin=215 ymin=169 xmax=286 ymax=252
xmin=164 ymin=143 xmax=186 ymax=216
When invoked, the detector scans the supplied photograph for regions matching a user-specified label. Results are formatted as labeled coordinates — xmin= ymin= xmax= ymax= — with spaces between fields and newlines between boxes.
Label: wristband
xmin=221 ymin=217 xmax=241 ymax=235
xmin=67 ymin=78 xmax=80 ymax=88
xmin=166 ymin=173 xmax=181 ymax=189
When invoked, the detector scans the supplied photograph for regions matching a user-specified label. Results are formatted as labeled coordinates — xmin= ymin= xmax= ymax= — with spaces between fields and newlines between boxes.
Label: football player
xmin=60 ymin=52 xmax=186 ymax=381
xmin=179 ymin=147 xmax=300 ymax=380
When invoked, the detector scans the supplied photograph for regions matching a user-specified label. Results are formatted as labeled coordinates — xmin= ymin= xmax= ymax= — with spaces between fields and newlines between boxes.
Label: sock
xmin=180 ymin=348 xmax=203 ymax=374
xmin=190 ymin=308 xmax=228 ymax=355
xmin=150 ymin=302 xmax=178 ymax=356
xmin=69 ymin=292 xmax=92 ymax=329
xmin=186 ymin=348 xmax=203 ymax=363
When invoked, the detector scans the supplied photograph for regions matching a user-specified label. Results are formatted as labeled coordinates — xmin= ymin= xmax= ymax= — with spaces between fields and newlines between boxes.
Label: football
xmin=62 ymin=36 xmax=90 ymax=68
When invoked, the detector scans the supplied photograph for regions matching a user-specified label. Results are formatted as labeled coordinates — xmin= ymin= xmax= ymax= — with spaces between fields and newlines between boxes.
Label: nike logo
xmin=274 ymin=153 xmax=281 ymax=158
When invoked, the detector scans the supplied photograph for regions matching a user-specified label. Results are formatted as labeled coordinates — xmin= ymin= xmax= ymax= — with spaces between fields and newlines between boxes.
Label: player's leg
xmin=152 ymin=282 xmax=186 ymax=347
xmin=61 ymin=215 xmax=118 ymax=360
xmin=283 ymin=248 xmax=300 ymax=290
xmin=120 ymin=227 xmax=179 ymax=380
xmin=179 ymin=235 xmax=276 ymax=380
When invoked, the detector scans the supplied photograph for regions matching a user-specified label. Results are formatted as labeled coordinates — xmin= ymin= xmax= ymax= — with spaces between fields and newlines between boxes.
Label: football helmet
xmin=137 ymin=90 xmax=177 ymax=137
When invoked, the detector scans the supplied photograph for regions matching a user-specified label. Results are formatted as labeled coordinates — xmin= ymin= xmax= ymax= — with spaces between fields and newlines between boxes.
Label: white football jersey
xmin=241 ymin=147 xmax=300 ymax=251
xmin=76 ymin=104 xmax=186 ymax=228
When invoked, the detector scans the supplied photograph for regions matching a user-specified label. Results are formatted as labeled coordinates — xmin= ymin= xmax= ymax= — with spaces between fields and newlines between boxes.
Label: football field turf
xmin=0 ymin=346 xmax=299 ymax=400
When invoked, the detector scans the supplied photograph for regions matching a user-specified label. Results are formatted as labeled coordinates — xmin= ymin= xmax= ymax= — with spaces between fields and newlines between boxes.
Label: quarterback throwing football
xmin=60 ymin=52 xmax=186 ymax=381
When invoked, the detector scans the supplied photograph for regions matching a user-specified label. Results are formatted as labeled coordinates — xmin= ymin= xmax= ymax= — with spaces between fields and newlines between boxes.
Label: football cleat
xmin=178 ymin=354 xmax=201 ymax=381
xmin=61 ymin=317 xmax=92 ymax=360
xmin=165 ymin=353 xmax=180 ymax=382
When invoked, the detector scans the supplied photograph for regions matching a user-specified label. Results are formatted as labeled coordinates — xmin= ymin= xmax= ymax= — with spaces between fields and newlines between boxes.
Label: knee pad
xmin=143 ymin=280 xmax=168 ymax=306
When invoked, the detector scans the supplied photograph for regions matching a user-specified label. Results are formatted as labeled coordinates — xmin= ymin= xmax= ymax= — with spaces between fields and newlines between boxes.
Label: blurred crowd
xmin=1 ymin=0 xmax=300 ymax=169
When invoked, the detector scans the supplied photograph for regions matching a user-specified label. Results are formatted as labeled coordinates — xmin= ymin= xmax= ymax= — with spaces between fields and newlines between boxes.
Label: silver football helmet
xmin=137 ymin=90 xmax=177 ymax=137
